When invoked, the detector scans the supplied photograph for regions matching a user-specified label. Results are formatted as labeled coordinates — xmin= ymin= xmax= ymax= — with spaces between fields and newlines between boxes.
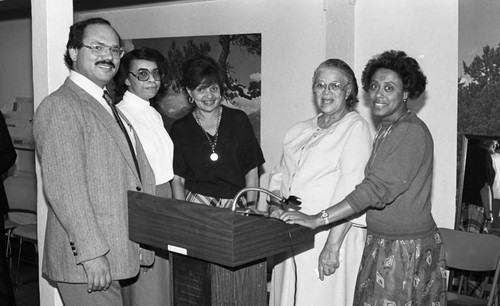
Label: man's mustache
xmin=95 ymin=61 xmax=115 ymax=69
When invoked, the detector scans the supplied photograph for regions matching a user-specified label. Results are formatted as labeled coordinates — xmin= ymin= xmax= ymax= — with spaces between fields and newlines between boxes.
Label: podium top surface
xmin=128 ymin=191 xmax=314 ymax=268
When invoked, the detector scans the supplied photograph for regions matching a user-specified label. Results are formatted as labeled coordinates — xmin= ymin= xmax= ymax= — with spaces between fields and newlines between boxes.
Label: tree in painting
xmin=217 ymin=35 xmax=261 ymax=102
xmin=163 ymin=34 xmax=261 ymax=104
xmin=156 ymin=34 xmax=262 ymax=134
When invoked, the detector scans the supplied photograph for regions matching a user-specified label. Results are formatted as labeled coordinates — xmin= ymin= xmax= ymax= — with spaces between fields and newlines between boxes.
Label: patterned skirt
xmin=353 ymin=229 xmax=447 ymax=306
xmin=185 ymin=190 xmax=246 ymax=209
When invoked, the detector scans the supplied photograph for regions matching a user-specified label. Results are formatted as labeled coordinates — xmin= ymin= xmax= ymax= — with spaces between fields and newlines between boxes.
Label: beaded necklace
xmin=193 ymin=107 xmax=222 ymax=161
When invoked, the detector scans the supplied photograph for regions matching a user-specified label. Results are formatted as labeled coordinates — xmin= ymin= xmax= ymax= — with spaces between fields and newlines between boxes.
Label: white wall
xmin=0 ymin=19 xmax=33 ymax=105
xmin=325 ymin=0 xmax=355 ymax=65
xmin=353 ymin=0 xmax=458 ymax=228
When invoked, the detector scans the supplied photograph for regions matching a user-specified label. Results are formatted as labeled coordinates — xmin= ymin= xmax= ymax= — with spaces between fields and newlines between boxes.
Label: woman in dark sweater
xmin=170 ymin=55 xmax=264 ymax=208
xmin=280 ymin=50 xmax=446 ymax=305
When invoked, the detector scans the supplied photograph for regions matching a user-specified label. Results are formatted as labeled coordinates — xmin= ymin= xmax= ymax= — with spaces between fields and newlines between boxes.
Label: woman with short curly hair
xmin=280 ymin=50 xmax=447 ymax=305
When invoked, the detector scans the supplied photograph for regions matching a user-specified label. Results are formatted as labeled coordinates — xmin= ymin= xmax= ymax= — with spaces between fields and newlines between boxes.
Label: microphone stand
xmin=231 ymin=187 xmax=301 ymax=215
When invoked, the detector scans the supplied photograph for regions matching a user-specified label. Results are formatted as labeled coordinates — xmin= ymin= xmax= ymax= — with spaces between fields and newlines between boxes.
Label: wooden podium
xmin=128 ymin=191 xmax=314 ymax=306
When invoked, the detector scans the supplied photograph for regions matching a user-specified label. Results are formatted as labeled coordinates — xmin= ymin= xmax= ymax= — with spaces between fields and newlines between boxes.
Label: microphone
xmin=231 ymin=187 xmax=302 ymax=215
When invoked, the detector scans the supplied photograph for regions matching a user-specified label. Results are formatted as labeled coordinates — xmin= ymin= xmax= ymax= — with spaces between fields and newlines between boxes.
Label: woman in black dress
xmin=170 ymin=55 xmax=265 ymax=208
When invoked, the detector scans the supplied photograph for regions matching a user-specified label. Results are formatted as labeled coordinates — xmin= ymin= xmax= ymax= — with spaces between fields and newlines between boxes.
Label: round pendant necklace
xmin=193 ymin=107 xmax=222 ymax=162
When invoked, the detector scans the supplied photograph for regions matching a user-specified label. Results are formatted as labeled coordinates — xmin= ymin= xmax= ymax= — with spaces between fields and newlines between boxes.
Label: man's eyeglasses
xmin=82 ymin=43 xmax=124 ymax=59
xmin=129 ymin=69 xmax=163 ymax=82
xmin=313 ymin=81 xmax=350 ymax=93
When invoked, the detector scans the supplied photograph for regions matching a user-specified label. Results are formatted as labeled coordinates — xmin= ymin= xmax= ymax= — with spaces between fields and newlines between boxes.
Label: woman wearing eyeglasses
xmin=280 ymin=51 xmax=447 ymax=305
xmin=268 ymin=59 xmax=372 ymax=306
xmin=113 ymin=47 xmax=174 ymax=306
xmin=169 ymin=55 xmax=265 ymax=208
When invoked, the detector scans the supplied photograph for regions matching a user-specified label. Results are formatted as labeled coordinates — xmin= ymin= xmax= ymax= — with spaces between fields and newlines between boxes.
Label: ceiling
xmin=0 ymin=0 xmax=176 ymax=21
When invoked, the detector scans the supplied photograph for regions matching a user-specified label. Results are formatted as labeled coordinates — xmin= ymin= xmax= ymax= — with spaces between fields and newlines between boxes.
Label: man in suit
xmin=34 ymin=17 xmax=156 ymax=305
xmin=0 ymin=111 xmax=17 ymax=305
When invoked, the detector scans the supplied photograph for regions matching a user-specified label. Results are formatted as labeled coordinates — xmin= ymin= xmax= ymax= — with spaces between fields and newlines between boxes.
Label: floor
xmin=6 ymin=240 xmax=275 ymax=306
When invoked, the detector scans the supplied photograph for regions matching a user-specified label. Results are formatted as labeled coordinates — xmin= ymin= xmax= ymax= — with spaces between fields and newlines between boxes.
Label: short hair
xmin=361 ymin=50 xmax=427 ymax=100
xmin=480 ymin=139 xmax=497 ymax=151
xmin=113 ymin=47 xmax=168 ymax=98
xmin=181 ymin=55 xmax=225 ymax=95
xmin=64 ymin=17 xmax=122 ymax=70
xmin=313 ymin=59 xmax=359 ymax=107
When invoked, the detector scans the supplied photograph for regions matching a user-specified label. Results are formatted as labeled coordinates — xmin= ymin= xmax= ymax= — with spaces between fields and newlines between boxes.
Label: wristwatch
xmin=320 ymin=210 xmax=329 ymax=225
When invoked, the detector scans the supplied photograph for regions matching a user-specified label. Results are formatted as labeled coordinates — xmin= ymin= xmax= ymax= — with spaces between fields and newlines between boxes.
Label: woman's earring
xmin=188 ymin=96 xmax=194 ymax=104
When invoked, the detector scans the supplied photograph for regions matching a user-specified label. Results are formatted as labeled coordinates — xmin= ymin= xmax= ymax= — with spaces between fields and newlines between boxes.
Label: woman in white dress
xmin=114 ymin=47 xmax=174 ymax=306
xmin=268 ymin=59 xmax=372 ymax=306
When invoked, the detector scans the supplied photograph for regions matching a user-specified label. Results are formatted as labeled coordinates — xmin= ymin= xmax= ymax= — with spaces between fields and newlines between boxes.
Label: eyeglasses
xmin=129 ymin=69 xmax=163 ymax=82
xmin=313 ymin=81 xmax=349 ymax=93
xmin=82 ymin=43 xmax=124 ymax=59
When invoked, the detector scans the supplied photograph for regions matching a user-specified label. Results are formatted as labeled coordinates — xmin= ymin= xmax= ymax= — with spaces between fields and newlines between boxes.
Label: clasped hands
xmin=268 ymin=194 xmax=323 ymax=229
xmin=274 ymin=208 xmax=324 ymax=229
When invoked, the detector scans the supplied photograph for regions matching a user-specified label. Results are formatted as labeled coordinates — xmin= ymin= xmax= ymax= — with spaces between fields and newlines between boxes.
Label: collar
xmin=122 ymin=90 xmax=150 ymax=109
xmin=69 ymin=71 xmax=113 ymax=115
xmin=69 ymin=70 xmax=109 ymax=103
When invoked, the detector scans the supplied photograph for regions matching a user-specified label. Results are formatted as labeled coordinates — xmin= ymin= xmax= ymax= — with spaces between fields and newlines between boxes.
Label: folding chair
xmin=3 ymin=175 xmax=37 ymax=286
xmin=440 ymin=227 xmax=500 ymax=306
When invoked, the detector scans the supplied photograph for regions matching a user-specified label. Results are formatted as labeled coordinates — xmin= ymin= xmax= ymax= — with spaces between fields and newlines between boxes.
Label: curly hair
xmin=313 ymin=59 xmax=359 ymax=107
xmin=64 ymin=17 xmax=122 ymax=70
xmin=361 ymin=50 xmax=427 ymax=100
xmin=113 ymin=47 xmax=168 ymax=99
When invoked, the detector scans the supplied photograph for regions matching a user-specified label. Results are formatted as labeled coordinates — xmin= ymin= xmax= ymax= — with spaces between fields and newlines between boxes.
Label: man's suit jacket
xmin=34 ymin=78 xmax=156 ymax=283
xmin=0 ymin=112 xmax=16 ymax=216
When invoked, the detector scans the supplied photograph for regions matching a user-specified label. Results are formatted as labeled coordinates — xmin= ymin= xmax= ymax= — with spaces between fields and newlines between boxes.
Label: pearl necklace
xmin=193 ymin=107 xmax=222 ymax=161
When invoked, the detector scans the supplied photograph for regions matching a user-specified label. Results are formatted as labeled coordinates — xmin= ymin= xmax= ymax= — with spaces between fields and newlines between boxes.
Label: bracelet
xmin=320 ymin=210 xmax=329 ymax=225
